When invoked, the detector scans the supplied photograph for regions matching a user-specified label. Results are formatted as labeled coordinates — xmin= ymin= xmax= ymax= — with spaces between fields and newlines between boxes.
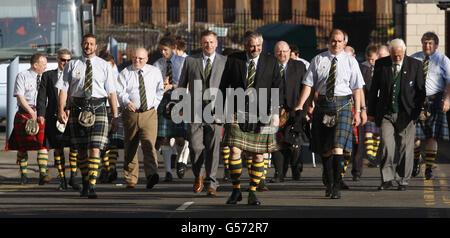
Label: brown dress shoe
xmin=193 ymin=177 xmax=204 ymax=193
xmin=206 ymin=188 xmax=217 ymax=197
xmin=126 ymin=182 xmax=136 ymax=189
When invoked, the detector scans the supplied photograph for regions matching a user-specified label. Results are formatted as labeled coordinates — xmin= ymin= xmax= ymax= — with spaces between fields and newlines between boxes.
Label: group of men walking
xmin=5 ymin=28 xmax=450 ymax=205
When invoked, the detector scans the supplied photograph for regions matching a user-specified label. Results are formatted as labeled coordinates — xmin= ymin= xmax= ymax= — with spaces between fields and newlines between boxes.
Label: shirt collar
xmin=203 ymin=52 xmax=216 ymax=62
xmin=29 ymin=68 xmax=39 ymax=78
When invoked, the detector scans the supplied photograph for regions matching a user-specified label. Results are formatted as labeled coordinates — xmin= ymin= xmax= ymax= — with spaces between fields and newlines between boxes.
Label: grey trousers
xmin=379 ymin=112 xmax=415 ymax=185
xmin=187 ymin=123 xmax=223 ymax=190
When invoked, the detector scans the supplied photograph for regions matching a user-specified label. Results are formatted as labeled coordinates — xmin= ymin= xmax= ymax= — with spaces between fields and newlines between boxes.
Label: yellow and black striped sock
xmin=373 ymin=136 xmax=381 ymax=158
xmin=246 ymin=156 xmax=253 ymax=170
xmin=249 ymin=160 xmax=265 ymax=192
xmin=261 ymin=156 xmax=269 ymax=183
xmin=69 ymin=149 xmax=78 ymax=175
xmin=88 ymin=157 xmax=101 ymax=187
xmin=229 ymin=156 xmax=242 ymax=189
xmin=77 ymin=156 xmax=89 ymax=182
xmin=222 ymin=146 xmax=230 ymax=171
xmin=108 ymin=149 xmax=118 ymax=171
xmin=18 ymin=153 xmax=28 ymax=177
xmin=101 ymin=150 xmax=110 ymax=172
xmin=424 ymin=150 xmax=437 ymax=170
xmin=365 ymin=136 xmax=376 ymax=161
xmin=414 ymin=146 xmax=422 ymax=162
xmin=342 ymin=150 xmax=351 ymax=178
xmin=37 ymin=152 xmax=49 ymax=177
xmin=54 ymin=151 xmax=65 ymax=178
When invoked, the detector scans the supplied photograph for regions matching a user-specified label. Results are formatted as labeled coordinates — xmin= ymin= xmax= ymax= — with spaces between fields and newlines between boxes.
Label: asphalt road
xmin=0 ymin=128 xmax=449 ymax=221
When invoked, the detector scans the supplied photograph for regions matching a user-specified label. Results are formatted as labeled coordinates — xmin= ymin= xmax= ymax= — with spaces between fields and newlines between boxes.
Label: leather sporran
xmin=322 ymin=114 xmax=336 ymax=128
xmin=78 ymin=107 xmax=95 ymax=127
xmin=56 ymin=119 xmax=67 ymax=133
xmin=25 ymin=119 xmax=39 ymax=136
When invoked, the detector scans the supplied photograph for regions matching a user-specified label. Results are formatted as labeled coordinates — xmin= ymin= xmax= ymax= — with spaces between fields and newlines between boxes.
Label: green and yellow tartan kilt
xmin=223 ymin=123 xmax=277 ymax=154
xmin=105 ymin=107 xmax=124 ymax=149
xmin=68 ymin=103 xmax=109 ymax=150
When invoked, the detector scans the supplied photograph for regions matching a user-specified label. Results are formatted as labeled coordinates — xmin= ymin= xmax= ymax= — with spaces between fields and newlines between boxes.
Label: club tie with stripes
xmin=326 ymin=57 xmax=337 ymax=101
xmin=84 ymin=59 xmax=92 ymax=99
xmin=138 ymin=70 xmax=147 ymax=111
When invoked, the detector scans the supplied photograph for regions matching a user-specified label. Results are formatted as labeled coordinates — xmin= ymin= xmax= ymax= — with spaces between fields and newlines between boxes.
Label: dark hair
xmin=56 ymin=48 xmax=72 ymax=58
xmin=159 ymin=37 xmax=175 ymax=47
xmin=30 ymin=53 xmax=45 ymax=65
xmin=365 ymin=45 xmax=378 ymax=57
xmin=174 ymin=36 xmax=187 ymax=51
xmin=99 ymin=50 xmax=115 ymax=63
xmin=201 ymin=30 xmax=218 ymax=39
xmin=421 ymin=31 xmax=439 ymax=45
xmin=82 ymin=33 xmax=97 ymax=43
xmin=290 ymin=44 xmax=300 ymax=56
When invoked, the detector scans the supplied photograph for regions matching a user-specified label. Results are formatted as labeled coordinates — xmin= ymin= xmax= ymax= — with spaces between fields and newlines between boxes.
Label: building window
xmin=167 ymin=0 xmax=180 ymax=23
xmin=140 ymin=0 xmax=152 ymax=23
xmin=223 ymin=0 xmax=236 ymax=23
xmin=335 ymin=0 xmax=349 ymax=14
xmin=307 ymin=0 xmax=320 ymax=19
xmin=251 ymin=0 xmax=263 ymax=20
xmin=111 ymin=0 xmax=124 ymax=24
xmin=195 ymin=0 xmax=207 ymax=22
xmin=279 ymin=0 xmax=292 ymax=21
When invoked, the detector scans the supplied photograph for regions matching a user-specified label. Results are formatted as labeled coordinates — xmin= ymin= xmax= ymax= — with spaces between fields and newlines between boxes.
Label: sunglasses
xmin=59 ymin=58 xmax=71 ymax=62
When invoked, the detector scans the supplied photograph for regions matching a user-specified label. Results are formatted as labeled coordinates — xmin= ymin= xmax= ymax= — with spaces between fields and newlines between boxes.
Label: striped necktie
xmin=394 ymin=64 xmax=399 ymax=78
xmin=423 ymin=55 xmax=430 ymax=80
xmin=247 ymin=59 xmax=256 ymax=88
xmin=84 ymin=59 xmax=93 ymax=98
xmin=36 ymin=74 xmax=41 ymax=89
xmin=204 ymin=57 xmax=212 ymax=95
xmin=280 ymin=64 xmax=285 ymax=79
xmin=326 ymin=57 xmax=337 ymax=101
xmin=166 ymin=59 xmax=173 ymax=84
xmin=138 ymin=70 xmax=147 ymax=111
xmin=370 ymin=65 xmax=374 ymax=78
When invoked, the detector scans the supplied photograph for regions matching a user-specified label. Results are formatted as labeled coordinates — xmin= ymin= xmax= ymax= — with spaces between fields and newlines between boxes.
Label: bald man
xmin=118 ymin=48 xmax=165 ymax=189
xmin=270 ymin=41 xmax=308 ymax=183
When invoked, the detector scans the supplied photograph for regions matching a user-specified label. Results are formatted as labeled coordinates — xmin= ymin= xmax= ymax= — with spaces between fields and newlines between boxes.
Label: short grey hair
xmin=244 ymin=31 xmax=263 ymax=45
xmin=388 ymin=38 xmax=406 ymax=52
xmin=56 ymin=48 xmax=72 ymax=58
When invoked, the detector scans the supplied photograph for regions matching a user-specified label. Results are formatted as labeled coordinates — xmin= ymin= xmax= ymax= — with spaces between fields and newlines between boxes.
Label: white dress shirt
xmin=153 ymin=54 xmax=185 ymax=85
xmin=14 ymin=68 xmax=41 ymax=107
xmin=303 ymin=50 xmax=364 ymax=96
xmin=117 ymin=64 xmax=165 ymax=110
xmin=56 ymin=55 xmax=116 ymax=98
xmin=411 ymin=50 xmax=450 ymax=96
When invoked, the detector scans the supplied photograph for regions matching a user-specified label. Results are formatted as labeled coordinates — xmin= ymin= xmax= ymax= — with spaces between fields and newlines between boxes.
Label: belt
xmin=317 ymin=95 xmax=352 ymax=102
xmin=136 ymin=107 xmax=154 ymax=113
xmin=426 ymin=92 xmax=443 ymax=101
xmin=72 ymin=97 xmax=107 ymax=107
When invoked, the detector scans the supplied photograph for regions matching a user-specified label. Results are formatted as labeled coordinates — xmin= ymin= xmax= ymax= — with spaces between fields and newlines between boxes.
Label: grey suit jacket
xmin=178 ymin=53 xmax=227 ymax=122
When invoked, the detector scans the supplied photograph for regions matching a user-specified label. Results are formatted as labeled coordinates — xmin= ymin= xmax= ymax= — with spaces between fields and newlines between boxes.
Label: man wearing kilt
xmin=294 ymin=29 xmax=364 ymax=199
xmin=5 ymin=53 xmax=52 ymax=185
xmin=98 ymin=51 xmax=124 ymax=183
xmin=154 ymin=37 xmax=187 ymax=182
xmin=411 ymin=32 xmax=450 ymax=180
xmin=37 ymin=48 xmax=80 ymax=190
xmin=56 ymin=34 xmax=119 ymax=198
xmin=220 ymin=31 xmax=283 ymax=205
xmin=368 ymin=39 xmax=425 ymax=191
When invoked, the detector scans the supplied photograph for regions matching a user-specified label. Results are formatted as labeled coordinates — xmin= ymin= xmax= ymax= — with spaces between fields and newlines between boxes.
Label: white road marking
xmin=176 ymin=201 xmax=194 ymax=211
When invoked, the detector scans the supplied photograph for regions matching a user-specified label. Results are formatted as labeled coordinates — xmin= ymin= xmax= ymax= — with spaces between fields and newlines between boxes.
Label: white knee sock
xmin=177 ymin=141 xmax=190 ymax=164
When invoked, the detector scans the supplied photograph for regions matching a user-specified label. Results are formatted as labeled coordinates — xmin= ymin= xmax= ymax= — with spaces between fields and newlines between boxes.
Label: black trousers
xmin=271 ymin=145 xmax=302 ymax=179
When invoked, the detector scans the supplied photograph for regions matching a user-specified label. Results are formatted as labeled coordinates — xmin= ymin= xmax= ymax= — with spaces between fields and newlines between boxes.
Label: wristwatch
xmin=361 ymin=106 xmax=367 ymax=110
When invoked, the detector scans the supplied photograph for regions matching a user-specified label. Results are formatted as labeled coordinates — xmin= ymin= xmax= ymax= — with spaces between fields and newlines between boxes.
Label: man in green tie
xmin=57 ymin=34 xmax=119 ymax=198
xmin=411 ymin=32 xmax=450 ymax=180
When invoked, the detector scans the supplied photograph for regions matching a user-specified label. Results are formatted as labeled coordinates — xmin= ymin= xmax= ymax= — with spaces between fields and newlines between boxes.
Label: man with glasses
xmin=118 ymin=48 xmax=164 ymax=189
xmin=37 ymin=48 xmax=80 ymax=191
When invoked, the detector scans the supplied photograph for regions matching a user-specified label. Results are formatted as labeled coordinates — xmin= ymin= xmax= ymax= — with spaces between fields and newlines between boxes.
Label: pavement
xmin=0 ymin=124 xmax=449 ymax=220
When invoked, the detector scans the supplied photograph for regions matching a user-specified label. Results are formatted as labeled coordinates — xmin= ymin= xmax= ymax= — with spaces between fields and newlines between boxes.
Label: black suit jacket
xmin=359 ymin=63 xmax=372 ymax=99
xmin=37 ymin=69 xmax=59 ymax=119
xmin=219 ymin=52 xmax=284 ymax=117
xmin=283 ymin=59 xmax=306 ymax=110
xmin=367 ymin=55 xmax=426 ymax=126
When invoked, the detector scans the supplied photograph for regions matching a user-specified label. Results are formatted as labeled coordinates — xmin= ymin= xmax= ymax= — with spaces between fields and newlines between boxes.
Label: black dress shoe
xmin=398 ymin=185 xmax=408 ymax=191
xmin=331 ymin=189 xmax=341 ymax=199
xmin=20 ymin=175 xmax=28 ymax=185
xmin=164 ymin=172 xmax=173 ymax=182
xmin=147 ymin=173 xmax=159 ymax=189
xmin=269 ymin=177 xmax=281 ymax=183
xmin=378 ymin=181 xmax=394 ymax=190
xmin=425 ymin=168 xmax=434 ymax=180
xmin=412 ymin=159 xmax=421 ymax=177
xmin=108 ymin=168 xmax=118 ymax=183
xmin=98 ymin=170 xmax=108 ymax=184
xmin=340 ymin=181 xmax=350 ymax=190
xmin=248 ymin=191 xmax=261 ymax=205
xmin=80 ymin=182 xmax=89 ymax=197
xmin=226 ymin=189 xmax=242 ymax=204
xmin=57 ymin=177 xmax=68 ymax=191
xmin=176 ymin=162 xmax=186 ymax=179
xmin=352 ymin=175 xmax=360 ymax=182
xmin=38 ymin=174 xmax=52 ymax=185
xmin=88 ymin=187 xmax=98 ymax=199
xmin=325 ymin=187 xmax=332 ymax=197
xmin=68 ymin=175 xmax=81 ymax=191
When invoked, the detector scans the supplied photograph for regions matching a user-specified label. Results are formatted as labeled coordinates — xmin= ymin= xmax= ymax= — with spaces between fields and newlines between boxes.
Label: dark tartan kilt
xmin=275 ymin=110 xmax=292 ymax=151
xmin=105 ymin=107 xmax=124 ymax=149
xmin=311 ymin=99 xmax=353 ymax=155
xmin=223 ymin=122 xmax=277 ymax=154
xmin=43 ymin=115 xmax=72 ymax=149
xmin=157 ymin=94 xmax=186 ymax=138
xmin=415 ymin=96 xmax=449 ymax=141
xmin=68 ymin=103 xmax=109 ymax=150
xmin=5 ymin=108 xmax=47 ymax=152
xmin=364 ymin=120 xmax=380 ymax=135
